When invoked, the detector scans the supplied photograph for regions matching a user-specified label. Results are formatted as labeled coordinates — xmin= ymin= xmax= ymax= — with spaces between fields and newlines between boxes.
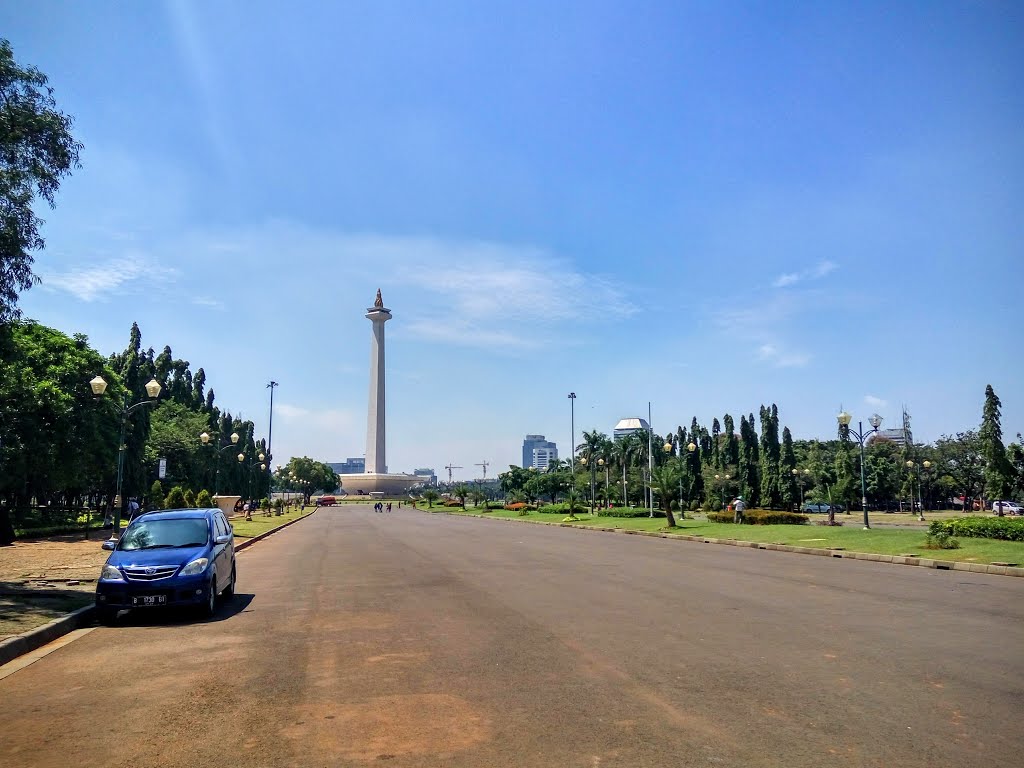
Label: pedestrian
xmin=127 ymin=497 xmax=140 ymax=521
xmin=386 ymin=502 xmax=392 ymax=512
xmin=732 ymin=495 xmax=747 ymax=524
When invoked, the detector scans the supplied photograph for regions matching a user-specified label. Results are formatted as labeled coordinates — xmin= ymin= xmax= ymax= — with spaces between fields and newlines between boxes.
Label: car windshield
xmin=118 ymin=518 xmax=209 ymax=551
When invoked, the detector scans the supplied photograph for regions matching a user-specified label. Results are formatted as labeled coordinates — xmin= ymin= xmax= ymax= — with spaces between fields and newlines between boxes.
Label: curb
xmin=0 ymin=604 xmax=96 ymax=667
xmin=447 ymin=511 xmax=1024 ymax=578
xmin=0 ymin=509 xmax=318 ymax=669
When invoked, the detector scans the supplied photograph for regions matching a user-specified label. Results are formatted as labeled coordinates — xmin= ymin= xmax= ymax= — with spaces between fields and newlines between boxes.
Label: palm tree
xmin=578 ymin=429 xmax=609 ymax=513
xmin=422 ymin=489 xmax=439 ymax=508
xmin=650 ymin=462 xmax=680 ymax=527
xmin=452 ymin=483 xmax=470 ymax=509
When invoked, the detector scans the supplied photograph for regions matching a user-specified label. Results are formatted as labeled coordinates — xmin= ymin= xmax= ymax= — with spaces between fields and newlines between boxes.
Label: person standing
xmin=733 ymin=495 xmax=747 ymax=524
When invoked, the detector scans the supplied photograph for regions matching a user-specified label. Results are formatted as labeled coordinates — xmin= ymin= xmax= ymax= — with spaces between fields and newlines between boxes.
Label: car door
xmin=212 ymin=514 xmax=229 ymax=592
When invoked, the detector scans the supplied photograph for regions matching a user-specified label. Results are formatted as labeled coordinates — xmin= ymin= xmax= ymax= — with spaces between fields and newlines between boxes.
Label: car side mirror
xmin=101 ymin=539 xmax=116 ymax=551
xmin=214 ymin=534 xmax=232 ymax=545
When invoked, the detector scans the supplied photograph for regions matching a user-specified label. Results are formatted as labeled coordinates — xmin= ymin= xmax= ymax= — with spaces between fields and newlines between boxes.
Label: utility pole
xmin=266 ymin=381 xmax=278 ymax=504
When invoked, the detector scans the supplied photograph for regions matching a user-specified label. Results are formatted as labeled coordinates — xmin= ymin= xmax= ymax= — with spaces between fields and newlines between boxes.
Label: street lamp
xmin=90 ymin=375 xmax=162 ymax=541
xmin=713 ymin=473 xmax=731 ymax=509
xmin=791 ymin=467 xmax=811 ymax=508
xmin=662 ymin=441 xmax=686 ymax=520
xmin=200 ymin=430 xmax=240 ymax=496
xmin=837 ymin=410 xmax=882 ymax=529
xmin=580 ymin=455 xmax=598 ymax=515
xmin=238 ymin=451 xmax=266 ymax=517
xmin=921 ymin=460 xmax=932 ymax=514
xmin=905 ymin=460 xmax=925 ymax=521
xmin=567 ymin=392 xmax=576 ymax=498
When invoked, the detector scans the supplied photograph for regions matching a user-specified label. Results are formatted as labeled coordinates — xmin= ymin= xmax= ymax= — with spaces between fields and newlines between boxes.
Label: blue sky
xmin=5 ymin=1 xmax=1022 ymax=481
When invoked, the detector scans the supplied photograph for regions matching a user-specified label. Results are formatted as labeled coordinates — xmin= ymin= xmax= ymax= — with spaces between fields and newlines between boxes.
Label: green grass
xmin=229 ymin=506 xmax=315 ymax=538
xmin=442 ymin=507 xmax=1024 ymax=565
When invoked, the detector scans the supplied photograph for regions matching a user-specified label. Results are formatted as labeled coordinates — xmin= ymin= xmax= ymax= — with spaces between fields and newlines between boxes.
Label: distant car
xmin=802 ymin=502 xmax=831 ymax=513
xmin=318 ymin=495 xmax=337 ymax=506
xmin=95 ymin=508 xmax=236 ymax=624
xmin=992 ymin=500 xmax=1023 ymax=515
xmin=831 ymin=503 xmax=845 ymax=512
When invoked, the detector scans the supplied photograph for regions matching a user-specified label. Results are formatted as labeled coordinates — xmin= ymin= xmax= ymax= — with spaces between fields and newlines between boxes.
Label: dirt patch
xmin=0 ymin=531 xmax=108 ymax=640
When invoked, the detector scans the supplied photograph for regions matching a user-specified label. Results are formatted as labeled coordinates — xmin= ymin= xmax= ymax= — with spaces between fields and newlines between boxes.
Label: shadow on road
xmin=101 ymin=593 xmax=255 ymax=628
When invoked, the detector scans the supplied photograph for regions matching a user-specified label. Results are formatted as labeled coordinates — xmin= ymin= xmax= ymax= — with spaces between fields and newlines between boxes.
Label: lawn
xmin=440 ymin=506 xmax=1024 ymax=566
xmin=229 ymin=506 xmax=316 ymax=539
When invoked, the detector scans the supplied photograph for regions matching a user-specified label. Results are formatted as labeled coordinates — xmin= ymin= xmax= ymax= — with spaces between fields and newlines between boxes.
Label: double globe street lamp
xmin=239 ymin=451 xmax=266 ymax=518
xmin=837 ymin=411 xmax=882 ymax=529
xmin=199 ymin=430 xmax=240 ymax=496
xmin=90 ymin=375 xmax=162 ymax=541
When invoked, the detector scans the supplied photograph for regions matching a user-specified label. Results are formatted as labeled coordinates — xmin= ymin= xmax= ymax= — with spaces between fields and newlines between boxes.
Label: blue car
xmin=95 ymin=508 xmax=236 ymax=624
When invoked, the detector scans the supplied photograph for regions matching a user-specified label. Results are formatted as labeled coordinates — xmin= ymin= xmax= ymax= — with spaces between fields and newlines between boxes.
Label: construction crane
xmin=444 ymin=464 xmax=463 ymax=484
xmin=475 ymin=460 xmax=490 ymax=480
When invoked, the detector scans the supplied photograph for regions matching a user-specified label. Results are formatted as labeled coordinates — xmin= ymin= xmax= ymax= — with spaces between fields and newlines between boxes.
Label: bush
xmin=195 ymin=489 xmax=213 ymax=509
xmin=689 ymin=500 xmax=700 ymax=512
xmin=602 ymin=507 xmax=651 ymax=518
xmin=444 ymin=499 xmax=462 ymax=507
xmin=928 ymin=517 xmax=1024 ymax=542
xmin=504 ymin=502 xmax=530 ymax=511
xmin=165 ymin=486 xmax=187 ymax=509
xmin=149 ymin=480 xmax=164 ymax=510
xmin=183 ymin=489 xmax=196 ymax=508
xmin=707 ymin=509 xmax=809 ymax=525
xmin=923 ymin=531 xmax=960 ymax=550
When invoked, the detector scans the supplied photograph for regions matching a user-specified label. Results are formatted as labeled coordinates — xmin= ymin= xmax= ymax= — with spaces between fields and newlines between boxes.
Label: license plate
xmin=131 ymin=594 xmax=167 ymax=606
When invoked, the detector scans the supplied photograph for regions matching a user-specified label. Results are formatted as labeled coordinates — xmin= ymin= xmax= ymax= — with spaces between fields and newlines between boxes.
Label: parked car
xmin=802 ymin=502 xmax=831 ymax=513
xmin=318 ymin=495 xmax=337 ymax=506
xmin=992 ymin=500 xmax=1023 ymax=516
xmin=95 ymin=508 xmax=236 ymax=624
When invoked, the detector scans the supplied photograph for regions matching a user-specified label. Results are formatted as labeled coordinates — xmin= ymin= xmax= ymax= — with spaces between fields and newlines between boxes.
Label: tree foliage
xmin=0 ymin=39 xmax=83 ymax=321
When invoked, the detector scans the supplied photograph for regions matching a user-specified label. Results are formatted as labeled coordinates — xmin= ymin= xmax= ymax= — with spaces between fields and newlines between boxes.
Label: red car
xmin=318 ymin=495 xmax=337 ymax=506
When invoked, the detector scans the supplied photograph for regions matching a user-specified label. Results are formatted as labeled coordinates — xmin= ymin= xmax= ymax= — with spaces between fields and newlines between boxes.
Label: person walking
xmin=732 ymin=495 xmax=747 ymax=524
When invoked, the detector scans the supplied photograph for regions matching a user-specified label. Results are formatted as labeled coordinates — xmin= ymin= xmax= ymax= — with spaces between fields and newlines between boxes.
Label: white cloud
xmin=772 ymin=259 xmax=839 ymax=289
xmin=757 ymin=343 xmax=810 ymax=368
xmin=864 ymin=394 xmax=887 ymax=408
xmin=192 ymin=296 xmax=225 ymax=310
xmin=38 ymin=255 xmax=178 ymax=302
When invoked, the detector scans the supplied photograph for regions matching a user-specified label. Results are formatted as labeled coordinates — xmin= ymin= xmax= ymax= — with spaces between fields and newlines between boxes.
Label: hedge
xmin=707 ymin=510 xmax=809 ymax=525
xmin=928 ymin=517 xmax=1024 ymax=542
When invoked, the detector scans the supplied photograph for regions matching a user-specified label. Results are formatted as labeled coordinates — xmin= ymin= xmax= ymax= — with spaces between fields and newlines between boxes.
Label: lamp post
xmin=921 ymin=460 xmax=937 ymax=514
xmin=580 ymin=455 xmax=598 ymax=515
xmin=906 ymin=460 xmax=926 ymax=521
xmin=837 ymin=411 xmax=882 ymax=529
xmin=791 ymin=467 xmax=810 ymax=508
xmin=238 ymin=452 xmax=266 ymax=518
xmin=200 ymin=430 xmax=240 ymax=496
xmin=568 ymin=392 xmax=576 ymax=498
xmin=663 ymin=440 xmax=684 ymax=519
xmin=598 ymin=457 xmax=607 ymax=509
xmin=686 ymin=442 xmax=697 ymax=512
xmin=90 ymin=375 xmax=162 ymax=541
xmin=713 ymin=472 xmax=732 ymax=509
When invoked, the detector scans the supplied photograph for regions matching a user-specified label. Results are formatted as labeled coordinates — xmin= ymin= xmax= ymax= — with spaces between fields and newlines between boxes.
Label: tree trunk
xmin=0 ymin=507 xmax=15 ymax=545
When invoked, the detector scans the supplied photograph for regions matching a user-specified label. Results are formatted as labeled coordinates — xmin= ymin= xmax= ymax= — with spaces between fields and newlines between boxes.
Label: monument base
xmin=337 ymin=472 xmax=425 ymax=496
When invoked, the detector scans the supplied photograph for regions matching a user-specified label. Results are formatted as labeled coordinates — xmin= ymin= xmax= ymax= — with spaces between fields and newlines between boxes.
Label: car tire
xmin=224 ymin=564 xmax=236 ymax=599
xmin=97 ymin=606 xmax=119 ymax=626
xmin=200 ymin=574 xmax=217 ymax=618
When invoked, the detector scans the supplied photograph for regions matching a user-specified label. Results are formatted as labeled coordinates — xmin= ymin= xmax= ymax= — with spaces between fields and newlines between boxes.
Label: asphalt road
xmin=2 ymin=505 xmax=1022 ymax=767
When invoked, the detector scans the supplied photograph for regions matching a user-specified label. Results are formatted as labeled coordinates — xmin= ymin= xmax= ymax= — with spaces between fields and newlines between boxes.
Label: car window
xmin=214 ymin=515 xmax=227 ymax=537
xmin=119 ymin=518 xmax=210 ymax=551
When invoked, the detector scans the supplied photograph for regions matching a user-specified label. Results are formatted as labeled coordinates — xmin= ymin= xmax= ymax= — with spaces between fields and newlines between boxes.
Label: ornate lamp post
xmin=200 ymin=430 xmax=240 ymax=496
xmin=90 ymin=375 xmax=162 ymax=541
xmin=905 ymin=460 xmax=926 ymax=521
xmin=598 ymin=457 xmax=608 ymax=509
xmin=238 ymin=451 xmax=266 ymax=519
xmin=837 ymin=411 xmax=882 ymax=529
xmin=713 ymin=472 xmax=731 ymax=509
xmin=580 ymin=454 xmax=598 ymax=515
xmin=791 ymin=467 xmax=810 ymax=508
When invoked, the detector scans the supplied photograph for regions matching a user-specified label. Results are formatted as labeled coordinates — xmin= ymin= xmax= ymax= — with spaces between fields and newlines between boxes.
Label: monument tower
xmin=365 ymin=288 xmax=391 ymax=473
xmin=335 ymin=289 xmax=422 ymax=496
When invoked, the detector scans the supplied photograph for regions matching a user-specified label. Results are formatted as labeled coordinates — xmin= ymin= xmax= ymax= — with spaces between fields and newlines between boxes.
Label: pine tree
xmin=780 ymin=427 xmax=797 ymax=510
xmin=980 ymin=384 xmax=1012 ymax=506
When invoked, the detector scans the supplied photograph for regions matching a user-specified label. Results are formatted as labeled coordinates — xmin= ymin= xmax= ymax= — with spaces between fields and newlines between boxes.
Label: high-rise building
xmin=522 ymin=434 xmax=557 ymax=469
xmin=328 ymin=458 xmax=365 ymax=474
xmin=413 ymin=468 xmax=437 ymax=485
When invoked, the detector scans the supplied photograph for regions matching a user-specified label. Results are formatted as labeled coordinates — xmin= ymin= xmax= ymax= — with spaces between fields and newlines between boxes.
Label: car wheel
xmin=224 ymin=564 xmax=236 ymax=599
xmin=200 ymin=574 xmax=217 ymax=618
xmin=97 ymin=606 xmax=119 ymax=626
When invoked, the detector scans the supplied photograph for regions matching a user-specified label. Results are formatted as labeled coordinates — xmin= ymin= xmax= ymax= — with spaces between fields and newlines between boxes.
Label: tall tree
xmin=980 ymin=384 xmax=1012 ymax=506
xmin=759 ymin=404 xmax=781 ymax=509
xmin=0 ymin=39 xmax=83 ymax=321
xmin=779 ymin=427 xmax=797 ymax=510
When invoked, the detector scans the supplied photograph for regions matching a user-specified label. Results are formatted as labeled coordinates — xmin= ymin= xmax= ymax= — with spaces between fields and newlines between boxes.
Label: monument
xmin=335 ymin=290 xmax=425 ymax=496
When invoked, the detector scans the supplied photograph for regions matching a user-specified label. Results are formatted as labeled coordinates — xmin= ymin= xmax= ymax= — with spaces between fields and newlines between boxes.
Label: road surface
xmin=2 ymin=505 xmax=1021 ymax=767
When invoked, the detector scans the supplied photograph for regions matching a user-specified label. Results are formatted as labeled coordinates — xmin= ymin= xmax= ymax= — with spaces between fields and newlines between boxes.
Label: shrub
xmin=195 ymin=489 xmax=213 ymax=509
xmin=923 ymin=530 xmax=960 ymax=549
xmin=928 ymin=517 xmax=1024 ymax=542
xmin=688 ymin=500 xmax=700 ymax=512
xmin=165 ymin=486 xmax=187 ymax=508
xmin=602 ymin=508 xmax=651 ymax=518
xmin=274 ymin=498 xmax=284 ymax=515
xmin=504 ymin=502 xmax=529 ymax=511
xmin=149 ymin=480 xmax=164 ymax=510
xmin=182 ymin=489 xmax=196 ymax=508
xmin=444 ymin=499 xmax=462 ymax=507
xmin=707 ymin=509 xmax=809 ymax=525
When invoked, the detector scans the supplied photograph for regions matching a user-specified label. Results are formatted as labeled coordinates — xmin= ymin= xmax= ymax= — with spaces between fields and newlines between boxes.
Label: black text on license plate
xmin=132 ymin=594 xmax=167 ymax=606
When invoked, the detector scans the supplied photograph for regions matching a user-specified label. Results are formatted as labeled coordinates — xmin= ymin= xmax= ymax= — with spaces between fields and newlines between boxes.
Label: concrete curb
xmin=0 ymin=509 xmax=318 ymax=669
xmin=450 ymin=511 xmax=1024 ymax=578
xmin=0 ymin=604 xmax=95 ymax=667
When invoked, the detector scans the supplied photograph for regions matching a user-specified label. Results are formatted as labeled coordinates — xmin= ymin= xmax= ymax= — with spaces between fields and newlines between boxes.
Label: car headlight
xmin=179 ymin=557 xmax=209 ymax=577
xmin=101 ymin=564 xmax=124 ymax=581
